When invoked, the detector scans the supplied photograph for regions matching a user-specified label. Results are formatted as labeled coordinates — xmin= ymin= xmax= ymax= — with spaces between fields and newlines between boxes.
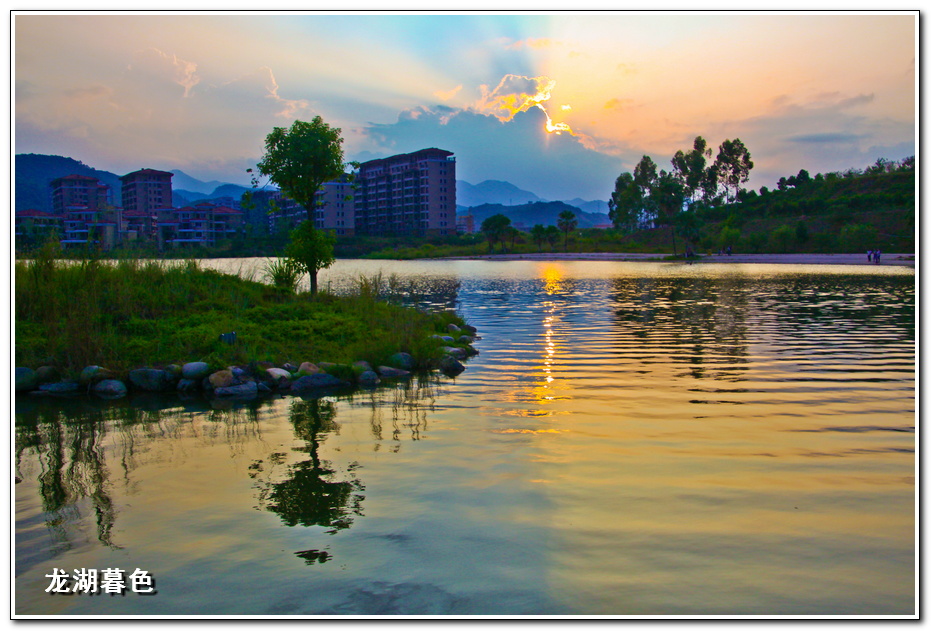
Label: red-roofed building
xmin=15 ymin=209 xmax=63 ymax=250
xmin=120 ymin=168 xmax=173 ymax=214
xmin=50 ymin=174 xmax=111 ymax=214
xmin=157 ymin=202 xmax=244 ymax=248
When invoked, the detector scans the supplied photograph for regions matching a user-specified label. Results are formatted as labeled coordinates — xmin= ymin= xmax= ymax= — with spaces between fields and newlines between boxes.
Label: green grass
xmin=15 ymin=246 xmax=468 ymax=378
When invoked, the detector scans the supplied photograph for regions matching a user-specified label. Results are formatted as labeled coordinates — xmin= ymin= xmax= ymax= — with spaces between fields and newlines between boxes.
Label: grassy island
xmin=15 ymin=247 xmax=468 ymax=380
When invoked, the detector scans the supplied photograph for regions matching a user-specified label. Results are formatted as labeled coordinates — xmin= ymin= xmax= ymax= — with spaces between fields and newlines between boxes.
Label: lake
xmin=14 ymin=259 xmax=916 ymax=616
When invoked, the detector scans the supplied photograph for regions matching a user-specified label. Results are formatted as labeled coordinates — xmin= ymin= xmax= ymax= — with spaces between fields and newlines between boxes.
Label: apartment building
xmin=120 ymin=168 xmax=173 ymax=213
xmin=353 ymin=148 xmax=456 ymax=236
xmin=265 ymin=176 xmax=356 ymax=236
xmin=50 ymin=174 xmax=111 ymax=213
xmin=156 ymin=202 xmax=244 ymax=248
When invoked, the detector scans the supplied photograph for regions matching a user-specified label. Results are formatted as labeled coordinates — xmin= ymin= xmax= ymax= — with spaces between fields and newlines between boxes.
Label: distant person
xmin=726 ymin=246 xmax=732 ymax=256
xmin=867 ymin=250 xmax=873 ymax=262
xmin=875 ymin=250 xmax=881 ymax=264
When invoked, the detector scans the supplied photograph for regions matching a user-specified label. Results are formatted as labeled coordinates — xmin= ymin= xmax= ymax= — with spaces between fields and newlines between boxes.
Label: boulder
xmin=93 ymin=379 xmax=128 ymax=399
xmin=357 ymin=370 xmax=380 ymax=387
xmin=214 ymin=381 xmax=258 ymax=398
xmin=15 ymin=367 xmax=38 ymax=392
xmin=208 ymin=370 xmax=236 ymax=388
xmin=182 ymin=361 xmax=212 ymax=380
xmin=352 ymin=360 xmax=373 ymax=375
xmin=165 ymin=364 xmax=183 ymax=380
xmin=37 ymin=380 xmax=81 ymax=394
xmin=458 ymin=335 xmax=474 ymax=345
xmin=290 ymin=373 xmax=350 ymax=393
xmin=443 ymin=346 xmax=468 ymax=359
xmin=387 ymin=352 xmax=415 ymax=371
xmin=257 ymin=382 xmax=272 ymax=394
xmin=129 ymin=368 xmax=175 ymax=392
xmin=265 ymin=367 xmax=292 ymax=382
xmin=79 ymin=365 xmax=109 ymax=385
xmin=283 ymin=362 xmax=299 ymax=373
xmin=34 ymin=366 xmax=60 ymax=385
xmin=177 ymin=379 xmax=200 ymax=393
xmin=461 ymin=324 xmax=477 ymax=335
xmin=377 ymin=366 xmax=411 ymax=379
xmin=230 ymin=366 xmax=251 ymax=381
xmin=438 ymin=356 xmax=465 ymax=377
xmin=447 ymin=323 xmax=461 ymax=334
xmin=297 ymin=361 xmax=321 ymax=375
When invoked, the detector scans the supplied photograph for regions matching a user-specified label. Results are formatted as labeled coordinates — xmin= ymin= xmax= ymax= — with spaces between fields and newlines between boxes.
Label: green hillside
xmin=15 ymin=154 xmax=123 ymax=212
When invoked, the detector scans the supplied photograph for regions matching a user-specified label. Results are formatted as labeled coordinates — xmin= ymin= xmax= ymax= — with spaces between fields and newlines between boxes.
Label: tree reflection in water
xmin=253 ymin=397 xmax=365 ymax=533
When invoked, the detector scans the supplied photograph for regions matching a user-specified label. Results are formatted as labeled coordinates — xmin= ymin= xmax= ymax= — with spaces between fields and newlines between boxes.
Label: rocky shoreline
xmin=15 ymin=323 xmax=479 ymax=402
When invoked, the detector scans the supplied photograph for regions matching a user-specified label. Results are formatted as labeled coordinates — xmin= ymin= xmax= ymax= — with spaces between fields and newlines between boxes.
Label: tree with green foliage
xmin=651 ymin=171 xmax=687 ymax=256
xmin=770 ymin=224 xmax=795 ymax=253
xmin=530 ymin=224 xmax=548 ymax=251
xmin=714 ymin=138 xmax=754 ymax=203
xmin=672 ymin=136 xmax=713 ymax=204
xmin=608 ymin=172 xmax=643 ymax=233
xmin=481 ymin=213 xmax=511 ymax=253
xmin=255 ymin=117 xmax=346 ymax=222
xmin=557 ymin=210 xmax=578 ymax=251
xmin=545 ymin=225 xmax=561 ymax=251
xmin=285 ymin=220 xmax=336 ymax=295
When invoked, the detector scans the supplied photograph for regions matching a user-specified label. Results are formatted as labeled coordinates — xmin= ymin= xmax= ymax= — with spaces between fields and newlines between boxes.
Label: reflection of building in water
xmin=610 ymin=274 xmax=750 ymax=381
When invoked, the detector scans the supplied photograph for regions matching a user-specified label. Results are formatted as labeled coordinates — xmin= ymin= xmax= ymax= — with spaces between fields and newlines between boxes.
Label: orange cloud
xmin=434 ymin=84 xmax=463 ymax=101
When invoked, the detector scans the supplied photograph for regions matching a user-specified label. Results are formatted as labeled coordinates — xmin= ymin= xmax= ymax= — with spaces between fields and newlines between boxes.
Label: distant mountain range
xmin=15 ymin=153 xmax=609 ymax=225
xmin=455 ymin=179 xmax=609 ymax=225
xmin=465 ymin=201 xmax=611 ymax=230
xmin=14 ymin=154 xmax=251 ymax=212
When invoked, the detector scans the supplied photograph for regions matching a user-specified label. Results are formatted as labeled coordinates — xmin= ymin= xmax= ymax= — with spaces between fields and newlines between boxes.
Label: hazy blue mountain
xmin=457 ymin=179 xmax=543 ymax=208
xmin=15 ymin=154 xmax=122 ymax=213
xmin=462 ymin=201 xmax=609 ymax=230
xmin=563 ymin=197 xmax=610 ymax=216
xmin=169 ymin=170 xmax=234 ymax=195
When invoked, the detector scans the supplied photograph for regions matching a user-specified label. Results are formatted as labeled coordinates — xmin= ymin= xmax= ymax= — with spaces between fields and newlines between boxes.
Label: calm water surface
xmin=15 ymin=259 xmax=915 ymax=616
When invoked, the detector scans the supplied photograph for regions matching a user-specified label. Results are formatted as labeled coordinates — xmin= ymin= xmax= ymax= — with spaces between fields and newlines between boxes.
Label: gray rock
xmin=15 ymin=367 xmax=38 ymax=392
xmin=257 ymin=382 xmax=272 ymax=393
xmin=128 ymin=368 xmax=175 ymax=392
xmin=182 ymin=361 xmax=211 ymax=380
xmin=214 ymin=381 xmax=258 ymax=398
xmin=79 ymin=365 xmax=109 ymax=384
xmin=38 ymin=380 xmax=81 ymax=394
xmin=34 ymin=366 xmax=60 ymax=385
xmin=230 ymin=366 xmax=250 ymax=380
xmin=377 ymin=366 xmax=411 ymax=379
xmin=352 ymin=360 xmax=373 ymax=374
xmin=93 ymin=379 xmax=128 ymax=399
xmin=283 ymin=362 xmax=299 ymax=373
xmin=358 ymin=370 xmax=380 ymax=387
xmin=297 ymin=361 xmax=320 ymax=375
xmin=442 ymin=346 xmax=468 ymax=359
xmin=457 ymin=335 xmax=473 ymax=345
xmin=208 ymin=370 xmax=236 ymax=389
xmin=177 ymin=378 xmax=200 ymax=393
xmin=438 ymin=356 xmax=465 ymax=377
xmin=387 ymin=352 xmax=415 ymax=371
xmin=290 ymin=373 xmax=350 ymax=392
xmin=265 ymin=367 xmax=292 ymax=382
xmin=461 ymin=324 xmax=477 ymax=335
xmin=447 ymin=323 xmax=461 ymax=334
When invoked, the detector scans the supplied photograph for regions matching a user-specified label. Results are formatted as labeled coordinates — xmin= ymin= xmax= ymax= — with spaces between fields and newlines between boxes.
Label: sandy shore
xmin=440 ymin=252 xmax=916 ymax=267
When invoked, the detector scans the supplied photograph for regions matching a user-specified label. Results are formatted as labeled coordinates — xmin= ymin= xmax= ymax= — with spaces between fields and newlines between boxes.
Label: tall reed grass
xmin=15 ymin=248 xmax=465 ymax=377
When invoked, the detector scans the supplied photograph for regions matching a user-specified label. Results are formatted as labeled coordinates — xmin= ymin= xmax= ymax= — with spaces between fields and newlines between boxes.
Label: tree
xmin=481 ymin=213 xmax=511 ymax=253
xmin=545 ymin=225 xmax=561 ymax=251
xmin=285 ymin=220 xmax=336 ymax=295
xmin=672 ymin=136 xmax=713 ymax=204
xmin=651 ymin=171 xmax=686 ymax=256
xmin=714 ymin=139 xmax=754 ymax=203
xmin=557 ymin=210 xmax=578 ymax=251
xmin=608 ymin=172 xmax=643 ymax=233
xmin=530 ymin=224 xmax=547 ymax=251
xmin=255 ymin=117 xmax=346 ymax=222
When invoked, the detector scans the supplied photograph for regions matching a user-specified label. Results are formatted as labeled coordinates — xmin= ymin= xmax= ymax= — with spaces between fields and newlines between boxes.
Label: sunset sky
xmin=14 ymin=11 xmax=917 ymax=202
